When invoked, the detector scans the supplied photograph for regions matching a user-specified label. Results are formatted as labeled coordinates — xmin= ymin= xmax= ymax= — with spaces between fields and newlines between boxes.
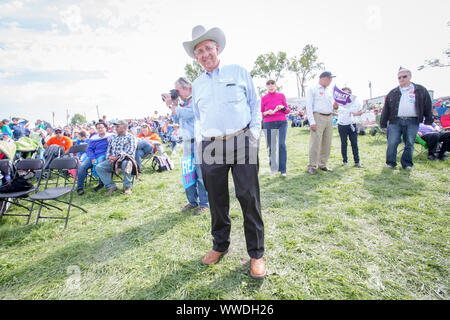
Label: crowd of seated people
xmin=0 ymin=114 xmax=181 ymax=196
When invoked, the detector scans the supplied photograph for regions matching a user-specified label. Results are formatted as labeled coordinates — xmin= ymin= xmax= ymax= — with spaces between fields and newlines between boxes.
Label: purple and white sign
xmin=333 ymin=85 xmax=352 ymax=105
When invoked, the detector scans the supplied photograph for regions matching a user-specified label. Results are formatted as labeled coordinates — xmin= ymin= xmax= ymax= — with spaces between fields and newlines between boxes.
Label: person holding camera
xmin=163 ymin=77 xmax=209 ymax=215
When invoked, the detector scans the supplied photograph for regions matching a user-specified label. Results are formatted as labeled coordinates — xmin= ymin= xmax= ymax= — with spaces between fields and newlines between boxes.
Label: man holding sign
xmin=165 ymin=77 xmax=209 ymax=215
xmin=305 ymin=71 xmax=339 ymax=175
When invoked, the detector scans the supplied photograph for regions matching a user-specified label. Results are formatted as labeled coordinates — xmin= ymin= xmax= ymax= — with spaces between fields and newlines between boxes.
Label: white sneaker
xmin=281 ymin=173 xmax=287 ymax=178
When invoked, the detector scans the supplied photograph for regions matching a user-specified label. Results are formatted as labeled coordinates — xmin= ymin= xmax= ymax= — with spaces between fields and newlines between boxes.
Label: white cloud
xmin=0 ymin=0 xmax=25 ymax=11
xmin=60 ymin=4 xmax=91 ymax=33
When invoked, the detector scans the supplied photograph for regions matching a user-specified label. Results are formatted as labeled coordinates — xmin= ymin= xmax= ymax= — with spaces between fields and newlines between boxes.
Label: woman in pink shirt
xmin=261 ymin=80 xmax=290 ymax=177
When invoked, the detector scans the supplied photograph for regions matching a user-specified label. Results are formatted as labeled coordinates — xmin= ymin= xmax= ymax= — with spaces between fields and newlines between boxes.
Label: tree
xmin=250 ymin=52 xmax=289 ymax=96
xmin=418 ymin=21 xmax=450 ymax=70
xmin=288 ymin=44 xmax=324 ymax=98
xmin=184 ymin=60 xmax=204 ymax=82
xmin=71 ymin=113 xmax=86 ymax=125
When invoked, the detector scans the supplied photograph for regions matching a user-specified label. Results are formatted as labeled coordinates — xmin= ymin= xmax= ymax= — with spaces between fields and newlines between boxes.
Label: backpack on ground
xmin=151 ymin=154 xmax=174 ymax=172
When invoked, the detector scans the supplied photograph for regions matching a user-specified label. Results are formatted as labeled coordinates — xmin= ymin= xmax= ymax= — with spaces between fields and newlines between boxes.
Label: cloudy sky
xmin=0 ymin=0 xmax=449 ymax=126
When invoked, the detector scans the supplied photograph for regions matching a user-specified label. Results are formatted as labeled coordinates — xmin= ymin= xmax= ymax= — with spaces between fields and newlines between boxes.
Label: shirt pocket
xmin=220 ymin=82 xmax=240 ymax=105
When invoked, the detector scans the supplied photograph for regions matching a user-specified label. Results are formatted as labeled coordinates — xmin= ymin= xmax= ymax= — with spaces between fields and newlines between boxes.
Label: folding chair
xmin=0 ymin=159 xmax=14 ymax=215
xmin=140 ymin=153 xmax=154 ymax=172
xmin=0 ymin=159 xmax=14 ymax=180
xmin=65 ymin=144 xmax=90 ymax=185
xmin=47 ymin=144 xmax=88 ymax=186
xmin=31 ymin=158 xmax=87 ymax=228
xmin=414 ymin=135 xmax=428 ymax=157
xmin=398 ymin=134 xmax=429 ymax=158
xmin=140 ymin=141 xmax=160 ymax=171
xmin=67 ymin=143 xmax=88 ymax=158
xmin=369 ymin=114 xmax=386 ymax=143
xmin=0 ymin=159 xmax=44 ymax=224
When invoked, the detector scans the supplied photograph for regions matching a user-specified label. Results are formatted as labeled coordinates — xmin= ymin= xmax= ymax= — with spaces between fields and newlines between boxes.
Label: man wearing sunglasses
xmin=380 ymin=67 xmax=433 ymax=170
xmin=44 ymin=128 xmax=73 ymax=154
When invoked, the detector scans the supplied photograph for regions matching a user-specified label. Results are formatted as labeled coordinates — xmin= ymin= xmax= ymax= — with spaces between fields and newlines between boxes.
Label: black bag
xmin=0 ymin=177 xmax=34 ymax=193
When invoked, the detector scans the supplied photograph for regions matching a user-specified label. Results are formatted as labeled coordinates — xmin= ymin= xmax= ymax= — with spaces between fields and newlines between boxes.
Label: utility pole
xmin=52 ymin=112 xmax=55 ymax=127
xmin=368 ymin=81 xmax=373 ymax=99
xmin=66 ymin=108 xmax=69 ymax=127
xmin=96 ymin=105 xmax=100 ymax=120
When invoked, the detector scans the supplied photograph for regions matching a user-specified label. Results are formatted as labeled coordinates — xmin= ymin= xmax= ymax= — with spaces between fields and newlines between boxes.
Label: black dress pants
xmin=338 ymin=124 xmax=360 ymax=164
xmin=199 ymin=131 xmax=264 ymax=259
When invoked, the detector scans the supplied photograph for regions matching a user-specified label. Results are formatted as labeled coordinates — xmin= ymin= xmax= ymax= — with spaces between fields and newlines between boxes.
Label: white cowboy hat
xmin=183 ymin=25 xmax=226 ymax=59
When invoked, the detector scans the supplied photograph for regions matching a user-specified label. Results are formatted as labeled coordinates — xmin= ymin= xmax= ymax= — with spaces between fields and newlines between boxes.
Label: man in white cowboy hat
xmin=183 ymin=25 xmax=266 ymax=279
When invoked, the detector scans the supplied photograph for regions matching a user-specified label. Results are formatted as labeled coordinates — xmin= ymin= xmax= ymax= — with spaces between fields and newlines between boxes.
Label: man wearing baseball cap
xmin=183 ymin=25 xmax=265 ymax=279
xmin=95 ymin=120 xmax=137 ymax=196
xmin=44 ymin=128 xmax=73 ymax=154
xmin=305 ymin=71 xmax=339 ymax=174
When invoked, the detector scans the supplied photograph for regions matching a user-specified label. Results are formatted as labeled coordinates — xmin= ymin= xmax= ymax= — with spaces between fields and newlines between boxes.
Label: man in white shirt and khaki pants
xmin=305 ymin=71 xmax=339 ymax=175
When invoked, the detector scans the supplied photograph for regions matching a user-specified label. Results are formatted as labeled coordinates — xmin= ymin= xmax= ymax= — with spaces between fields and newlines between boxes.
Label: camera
xmin=161 ymin=89 xmax=179 ymax=102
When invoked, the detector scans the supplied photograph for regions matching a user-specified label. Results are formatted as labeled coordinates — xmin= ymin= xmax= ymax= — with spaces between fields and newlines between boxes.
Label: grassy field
xmin=0 ymin=127 xmax=448 ymax=300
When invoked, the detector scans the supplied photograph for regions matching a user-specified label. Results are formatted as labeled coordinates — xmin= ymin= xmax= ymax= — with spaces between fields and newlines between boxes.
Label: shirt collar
xmin=205 ymin=61 xmax=221 ymax=78
xmin=399 ymin=82 xmax=414 ymax=92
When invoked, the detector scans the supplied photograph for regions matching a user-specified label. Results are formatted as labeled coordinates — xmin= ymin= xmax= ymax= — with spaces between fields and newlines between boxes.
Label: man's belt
xmin=208 ymin=125 xmax=250 ymax=141
xmin=319 ymin=113 xmax=331 ymax=116
xmin=398 ymin=116 xmax=417 ymax=119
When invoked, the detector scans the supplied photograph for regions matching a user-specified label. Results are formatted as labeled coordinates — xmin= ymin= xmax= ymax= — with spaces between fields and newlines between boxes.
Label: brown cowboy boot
xmin=250 ymin=258 xmax=266 ymax=279
xmin=201 ymin=249 xmax=228 ymax=265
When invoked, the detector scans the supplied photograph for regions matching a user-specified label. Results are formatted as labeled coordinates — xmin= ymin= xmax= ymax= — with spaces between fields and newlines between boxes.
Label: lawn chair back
xmin=45 ymin=158 xmax=78 ymax=188
xmin=0 ymin=159 xmax=13 ymax=177
xmin=67 ymin=144 xmax=88 ymax=154
xmin=440 ymin=115 xmax=450 ymax=130
xmin=0 ymin=158 xmax=44 ymax=224
xmin=49 ymin=158 xmax=78 ymax=170
xmin=16 ymin=158 xmax=45 ymax=171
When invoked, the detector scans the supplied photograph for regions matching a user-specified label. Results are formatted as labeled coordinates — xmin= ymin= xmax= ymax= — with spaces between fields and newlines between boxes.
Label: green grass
xmin=0 ymin=127 xmax=448 ymax=300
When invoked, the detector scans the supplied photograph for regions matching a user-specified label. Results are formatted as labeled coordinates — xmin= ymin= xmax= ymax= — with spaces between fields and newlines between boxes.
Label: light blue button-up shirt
xmin=174 ymin=96 xmax=195 ymax=141
xmin=192 ymin=64 xmax=261 ymax=141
